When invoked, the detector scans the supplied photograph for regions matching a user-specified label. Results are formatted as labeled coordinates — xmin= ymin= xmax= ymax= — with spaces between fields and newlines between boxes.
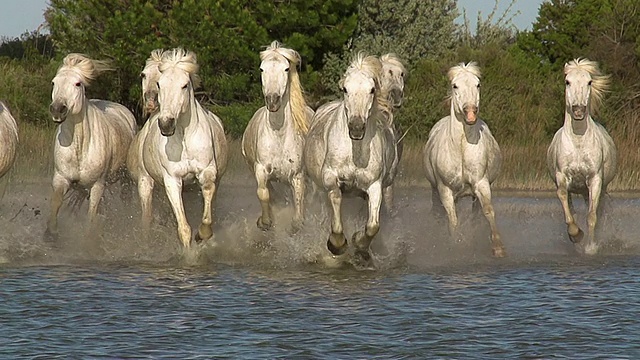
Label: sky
xmin=0 ymin=0 xmax=547 ymax=40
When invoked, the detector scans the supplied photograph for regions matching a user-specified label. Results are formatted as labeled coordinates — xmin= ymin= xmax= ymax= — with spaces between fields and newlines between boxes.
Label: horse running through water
xmin=304 ymin=53 xmax=396 ymax=267
xmin=46 ymin=53 xmax=137 ymax=238
xmin=140 ymin=49 xmax=163 ymax=117
xmin=547 ymin=58 xmax=616 ymax=255
xmin=0 ymin=101 xmax=18 ymax=201
xmin=241 ymin=41 xmax=313 ymax=232
xmin=422 ymin=62 xmax=505 ymax=257
xmin=128 ymin=48 xmax=228 ymax=248
xmin=378 ymin=53 xmax=406 ymax=214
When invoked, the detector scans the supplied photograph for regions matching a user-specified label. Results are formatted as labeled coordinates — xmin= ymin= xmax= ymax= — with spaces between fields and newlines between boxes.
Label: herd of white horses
xmin=0 ymin=41 xmax=617 ymax=265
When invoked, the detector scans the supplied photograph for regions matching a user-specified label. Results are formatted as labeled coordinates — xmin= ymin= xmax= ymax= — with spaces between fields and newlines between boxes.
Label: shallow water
xmin=2 ymin=178 xmax=640 ymax=358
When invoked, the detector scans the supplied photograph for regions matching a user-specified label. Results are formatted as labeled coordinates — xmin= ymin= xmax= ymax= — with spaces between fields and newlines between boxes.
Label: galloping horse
xmin=0 ymin=101 xmax=18 ymax=201
xmin=423 ymin=62 xmax=505 ymax=257
xmin=378 ymin=53 xmax=406 ymax=214
xmin=547 ymin=58 xmax=616 ymax=255
xmin=140 ymin=49 xmax=164 ymax=117
xmin=128 ymin=48 xmax=228 ymax=248
xmin=47 ymin=53 xmax=137 ymax=238
xmin=304 ymin=53 xmax=396 ymax=267
xmin=241 ymin=41 xmax=313 ymax=232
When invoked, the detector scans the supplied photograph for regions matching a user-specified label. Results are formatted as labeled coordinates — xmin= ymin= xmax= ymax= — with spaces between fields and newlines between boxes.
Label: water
xmin=2 ymin=178 xmax=640 ymax=358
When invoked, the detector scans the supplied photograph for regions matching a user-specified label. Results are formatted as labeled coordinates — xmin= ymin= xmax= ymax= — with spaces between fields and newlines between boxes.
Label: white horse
xmin=304 ymin=53 xmax=396 ymax=267
xmin=547 ymin=58 xmax=616 ymax=255
xmin=423 ymin=62 xmax=505 ymax=257
xmin=140 ymin=49 xmax=163 ymax=117
xmin=0 ymin=101 xmax=18 ymax=201
xmin=378 ymin=53 xmax=406 ymax=214
xmin=47 ymin=53 xmax=137 ymax=238
xmin=241 ymin=41 xmax=314 ymax=232
xmin=128 ymin=48 xmax=228 ymax=248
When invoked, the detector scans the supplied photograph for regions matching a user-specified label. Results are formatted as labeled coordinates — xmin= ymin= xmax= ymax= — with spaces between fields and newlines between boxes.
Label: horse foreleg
xmin=352 ymin=182 xmax=383 ymax=267
xmin=254 ymin=165 xmax=272 ymax=231
xmin=138 ymin=175 xmax=154 ymax=235
xmin=474 ymin=179 xmax=505 ymax=258
xmin=555 ymin=173 xmax=583 ymax=244
xmin=290 ymin=172 xmax=305 ymax=233
xmin=437 ymin=183 xmax=459 ymax=241
xmin=87 ymin=180 xmax=106 ymax=235
xmin=46 ymin=173 xmax=70 ymax=239
xmin=327 ymin=187 xmax=347 ymax=256
xmin=195 ymin=169 xmax=217 ymax=243
xmin=584 ymin=176 xmax=603 ymax=255
xmin=163 ymin=176 xmax=191 ymax=247
xmin=383 ymin=184 xmax=395 ymax=217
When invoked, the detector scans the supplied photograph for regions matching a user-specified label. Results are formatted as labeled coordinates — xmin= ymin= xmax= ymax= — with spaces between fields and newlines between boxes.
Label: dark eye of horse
xmin=182 ymin=83 xmax=188 ymax=90
xmin=588 ymin=80 xmax=592 ymax=86
xmin=140 ymin=73 xmax=146 ymax=79
xmin=342 ymin=87 xmax=347 ymax=93
xmin=75 ymin=82 xmax=81 ymax=87
xmin=260 ymin=68 xmax=264 ymax=73
xmin=565 ymin=80 xmax=570 ymax=86
xmin=285 ymin=68 xmax=290 ymax=72
xmin=453 ymin=84 xmax=458 ymax=89
xmin=370 ymin=87 xmax=375 ymax=94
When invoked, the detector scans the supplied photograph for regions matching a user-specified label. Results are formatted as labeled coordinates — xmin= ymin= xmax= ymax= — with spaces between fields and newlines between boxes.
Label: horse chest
xmin=259 ymin=132 xmax=303 ymax=179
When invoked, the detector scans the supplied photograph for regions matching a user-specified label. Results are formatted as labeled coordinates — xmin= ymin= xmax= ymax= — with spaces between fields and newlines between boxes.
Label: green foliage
xmin=459 ymin=0 xmax=519 ymax=49
xmin=211 ymin=100 xmax=262 ymax=139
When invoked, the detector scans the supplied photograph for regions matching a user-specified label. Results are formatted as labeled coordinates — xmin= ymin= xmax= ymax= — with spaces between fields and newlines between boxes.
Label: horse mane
xmin=447 ymin=61 xmax=481 ymax=82
xmin=341 ymin=52 xmax=392 ymax=125
xmin=160 ymin=48 xmax=202 ymax=89
xmin=260 ymin=41 xmax=309 ymax=134
xmin=380 ymin=53 xmax=406 ymax=77
xmin=146 ymin=48 xmax=164 ymax=68
xmin=59 ymin=53 xmax=113 ymax=86
xmin=564 ymin=58 xmax=610 ymax=113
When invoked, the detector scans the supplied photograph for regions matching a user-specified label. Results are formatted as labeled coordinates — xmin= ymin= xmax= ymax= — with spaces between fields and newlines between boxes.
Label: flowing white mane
xmin=160 ymin=48 xmax=202 ymax=88
xmin=448 ymin=61 xmax=481 ymax=82
xmin=564 ymin=58 xmax=610 ymax=113
xmin=58 ymin=53 xmax=112 ymax=86
xmin=146 ymin=48 xmax=164 ymax=68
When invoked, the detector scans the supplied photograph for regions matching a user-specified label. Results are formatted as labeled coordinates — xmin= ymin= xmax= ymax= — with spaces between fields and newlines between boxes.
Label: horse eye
xmin=453 ymin=84 xmax=458 ymax=89
xmin=588 ymin=80 xmax=592 ymax=86
xmin=342 ymin=87 xmax=347 ymax=93
xmin=401 ymin=72 xmax=404 ymax=77
xmin=75 ymin=82 xmax=81 ymax=87
xmin=477 ymin=84 xmax=481 ymax=88
xmin=565 ymin=80 xmax=570 ymax=86
xmin=370 ymin=87 xmax=375 ymax=94
xmin=260 ymin=68 xmax=264 ymax=73
xmin=140 ymin=73 xmax=146 ymax=79
xmin=182 ymin=84 xmax=188 ymax=89
xmin=285 ymin=68 xmax=290 ymax=72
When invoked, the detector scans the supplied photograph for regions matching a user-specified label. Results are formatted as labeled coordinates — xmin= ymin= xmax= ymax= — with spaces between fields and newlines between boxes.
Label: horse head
xmin=564 ymin=58 xmax=609 ymax=122
xmin=157 ymin=48 xmax=200 ymax=136
xmin=141 ymin=49 xmax=164 ymax=116
xmin=380 ymin=53 xmax=406 ymax=108
xmin=341 ymin=53 xmax=383 ymax=140
xmin=50 ymin=53 xmax=111 ymax=123
xmin=448 ymin=62 xmax=481 ymax=126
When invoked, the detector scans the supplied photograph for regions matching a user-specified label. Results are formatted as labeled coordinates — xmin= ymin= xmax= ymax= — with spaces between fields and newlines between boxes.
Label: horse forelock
xmin=146 ymin=49 xmax=164 ymax=68
xmin=58 ymin=53 xmax=112 ymax=85
xmin=381 ymin=53 xmax=406 ymax=77
xmin=260 ymin=41 xmax=301 ymax=68
xmin=564 ymin=58 xmax=610 ymax=112
xmin=160 ymin=48 xmax=201 ymax=88
xmin=448 ymin=61 xmax=481 ymax=83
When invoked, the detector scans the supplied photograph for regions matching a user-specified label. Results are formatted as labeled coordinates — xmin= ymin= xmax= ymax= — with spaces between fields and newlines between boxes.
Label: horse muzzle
xmin=265 ymin=94 xmax=281 ymax=112
xmin=158 ymin=117 xmax=176 ymax=136
xmin=49 ymin=102 xmax=68 ymax=123
xmin=390 ymin=88 xmax=403 ymax=108
xmin=348 ymin=116 xmax=366 ymax=140
xmin=463 ymin=104 xmax=478 ymax=125
xmin=571 ymin=105 xmax=587 ymax=120
xmin=143 ymin=91 xmax=158 ymax=114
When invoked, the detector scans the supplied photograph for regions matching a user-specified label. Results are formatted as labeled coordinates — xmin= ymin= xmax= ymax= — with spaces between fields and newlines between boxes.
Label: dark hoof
xmin=351 ymin=249 xmax=374 ymax=270
xmin=257 ymin=216 xmax=272 ymax=231
xmin=569 ymin=228 xmax=584 ymax=244
xmin=327 ymin=236 xmax=348 ymax=256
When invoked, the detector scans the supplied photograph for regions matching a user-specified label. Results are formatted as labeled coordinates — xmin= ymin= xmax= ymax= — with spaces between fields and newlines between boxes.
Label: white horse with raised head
xmin=140 ymin=49 xmax=164 ymax=117
xmin=304 ymin=53 xmax=396 ymax=267
xmin=547 ymin=58 xmax=616 ymax=255
xmin=378 ymin=53 xmax=406 ymax=214
xmin=241 ymin=41 xmax=313 ymax=232
xmin=128 ymin=48 xmax=228 ymax=248
xmin=46 ymin=53 xmax=137 ymax=238
xmin=0 ymin=101 xmax=18 ymax=201
xmin=423 ymin=62 xmax=505 ymax=257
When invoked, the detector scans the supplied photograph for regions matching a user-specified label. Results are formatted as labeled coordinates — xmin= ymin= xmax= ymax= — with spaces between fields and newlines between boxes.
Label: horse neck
xmin=176 ymin=91 xmax=201 ymax=136
xmin=58 ymin=99 xmax=92 ymax=150
xmin=563 ymin=111 xmax=592 ymax=136
xmin=448 ymin=101 xmax=481 ymax=145
xmin=267 ymin=85 xmax=291 ymax=131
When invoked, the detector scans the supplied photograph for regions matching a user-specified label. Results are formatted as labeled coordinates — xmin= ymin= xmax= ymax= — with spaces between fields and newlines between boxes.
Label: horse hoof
xmin=257 ymin=216 xmax=272 ymax=231
xmin=351 ymin=249 xmax=374 ymax=270
xmin=492 ymin=246 xmax=506 ymax=258
xmin=569 ymin=228 xmax=584 ymax=244
xmin=583 ymin=243 xmax=598 ymax=256
xmin=327 ymin=235 xmax=348 ymax=256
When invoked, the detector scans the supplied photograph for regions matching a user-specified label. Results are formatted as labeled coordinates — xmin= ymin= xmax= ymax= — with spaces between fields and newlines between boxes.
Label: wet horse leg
xmin=163 ymin=175 xmax=191 ymax=247
xmin=584 ymin=176 xmax=603 ymax=255
xmin=555 ymin=174 xmax=583 ymax=244
xmin=45 ymin=173 xmax=70 ymax=239
xmin=254 ymin=164 xmax=273 ymax=230
xmin=352 ymin=182 xmax=383 ymax=266
xmin=383 ymin=184 xmax=395 ymax=217
xmin=327 ymin=187 xmax=347 ymax=255
xmin=290 ymin=172 xmax=305 ymax=233
xmin=195 ymin=168 xmax=217 ymax=243
xmin=138 ymin=175 xmax=154 ymax=235
xmin=437 ymin=183 xmax=459 ymax=241
xmin=474 ymin=179 xmax=505 ymax=257
xmin=86 ymin=180 xmax=106 ymax=235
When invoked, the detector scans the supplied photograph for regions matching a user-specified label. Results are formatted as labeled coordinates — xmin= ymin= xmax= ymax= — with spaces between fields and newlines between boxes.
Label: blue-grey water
xmin=2 ymin=179 xmax=640 ymax=358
